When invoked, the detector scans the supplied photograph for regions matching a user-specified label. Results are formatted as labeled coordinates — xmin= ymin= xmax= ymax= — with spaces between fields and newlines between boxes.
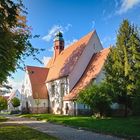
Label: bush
xmin=78 ymin=82 xmax=112 ymax=116
xmin=11 ymin=97 xmax=20 ymax=108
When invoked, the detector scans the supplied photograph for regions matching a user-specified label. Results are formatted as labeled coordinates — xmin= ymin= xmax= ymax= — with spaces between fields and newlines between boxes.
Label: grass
xmin=0 ymin=115 xmax=57 ymax=140
xmin=21 ymin=114 xmax=140 ymax=139
xmin=0 ymin=116 xmax=8 ymax=122
xmin=0 ymin=124 xmax=58 ymax=140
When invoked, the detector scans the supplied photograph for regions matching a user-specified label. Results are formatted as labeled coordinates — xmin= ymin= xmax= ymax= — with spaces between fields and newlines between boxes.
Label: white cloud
xmin=48 ymin=47 xmax=54 ymax=52
xmin=65 ymin=24 xmax=72 ymax=32
xmin=65 ymin=39 xmax=78 ymax=48
xmin=101 ymin=35 xmax=117 ymax=48
xmin=7 ymin=78 xmax=23 ymax=93
xmin=42 ymin=56 xmax=51 ymax=66
xmin=101 ymin=36 xmax=112 ymax=45
xmin=42 ymin=24 xmax=72 ymax=42
xmin=42 ymin=25 xmax=63 ymax=42
xmin=91 ymin=20 xmax=95 ymax=29
xmin=116 ymin=0 xmax=140 ymax=14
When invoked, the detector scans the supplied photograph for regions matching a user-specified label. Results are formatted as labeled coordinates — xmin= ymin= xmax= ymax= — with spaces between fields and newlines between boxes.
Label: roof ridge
xmin=26 ymin=65 xmax=48 ymax=69
xmin=69 ymin=30 xmax=96 ymax=73
xmin=60 ymin=30 xmax=95 ymax=53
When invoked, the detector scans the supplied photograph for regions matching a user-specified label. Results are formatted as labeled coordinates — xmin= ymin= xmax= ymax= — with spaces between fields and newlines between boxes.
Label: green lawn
xmin=0 ymin=116 xmax=8 ymax=122
xmin=0 ymin=115 xmax=57 ymax=140
xmin=0 ymin=124 xmax=57 ymax=140
xmin=21 ymin=114 xmax=140 ymax=139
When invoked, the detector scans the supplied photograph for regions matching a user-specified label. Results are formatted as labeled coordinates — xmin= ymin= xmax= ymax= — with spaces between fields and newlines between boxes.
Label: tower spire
xmin=53 ymin=31 xmax=64 ymax=58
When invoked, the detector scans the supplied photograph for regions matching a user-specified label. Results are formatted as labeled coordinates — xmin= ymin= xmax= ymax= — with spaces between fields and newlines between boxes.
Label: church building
xmin=21 ymin=30 xmax=110 ymax=115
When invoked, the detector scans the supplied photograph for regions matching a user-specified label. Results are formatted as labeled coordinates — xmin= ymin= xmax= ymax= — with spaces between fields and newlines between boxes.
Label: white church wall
xmin=21 ymin=71 xmax=32 ymax=109
xmin=69 ymin=31 xmax=103 ymax=91
xmin=21 ymin=71 xmax=48 ymax=113
xmin=46 ymin=77 xmax=69 ymax=114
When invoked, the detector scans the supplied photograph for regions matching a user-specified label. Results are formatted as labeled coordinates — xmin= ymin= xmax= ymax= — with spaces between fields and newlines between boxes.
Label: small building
xmin=8 ymin=90 xmax=22 ymax=112
xmin=21 ymin=30 xmax=110 ymax=115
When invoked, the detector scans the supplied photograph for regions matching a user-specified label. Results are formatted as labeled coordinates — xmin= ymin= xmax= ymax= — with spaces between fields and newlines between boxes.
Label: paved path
xmin=1 ymin=115 xmax=124 ymax=140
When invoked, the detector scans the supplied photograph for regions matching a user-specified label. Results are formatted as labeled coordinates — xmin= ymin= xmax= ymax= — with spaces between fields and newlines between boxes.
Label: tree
xmin=77 ymin=82 xmax=112 ymax=117
xmin=0 ymin=96 xmax=7 ymax=111
xmin=11 ymin=97 xmax=20 ymax=108
xmin=0 ymin=0 xmax=42 ymax=85
xmin=0 ymin=84 xmax=12 ymax=96
xmin=105 ymin=19 xmax=140 ymax=117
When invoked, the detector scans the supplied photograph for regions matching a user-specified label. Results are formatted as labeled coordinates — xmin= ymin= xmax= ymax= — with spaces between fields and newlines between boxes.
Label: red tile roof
xmin=63 ymin=48 xmax=110 ymax=101
xmin=26 ymin=66 xmax=49 ymax=99
xmin=3 ymin=96 xmax=9 ymax=100
xmin=46 ymin=31 xmax=95 ymax=82
xmin=8 ymin=92 xmax=16 ymax=101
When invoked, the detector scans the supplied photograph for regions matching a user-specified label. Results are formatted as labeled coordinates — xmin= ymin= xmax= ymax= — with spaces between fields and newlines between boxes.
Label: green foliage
xmin=104 ymin=19 xmax=140 ymax=117
xmin=0 ymin=96 xmax=7 ymax=111
xmin=0 ymin=0 xmax=43 ymax=84
xmin=77 ymin=82 xmax=112 ymax=116
xmin=11 ymin=97 xmax=20 ymax=108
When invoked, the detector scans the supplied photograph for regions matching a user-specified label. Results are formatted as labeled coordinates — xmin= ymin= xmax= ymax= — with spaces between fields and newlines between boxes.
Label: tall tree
xmin=0 ymin=96 xmax=7 ymax=111
xmin=0 ymin=0 xmax=42 ymax=85
xmin=105 ymin=20 xmax=140 ymax=117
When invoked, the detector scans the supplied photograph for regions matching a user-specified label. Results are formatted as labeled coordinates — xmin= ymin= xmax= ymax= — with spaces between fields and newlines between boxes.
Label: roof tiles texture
xmin=63 ymin=48 xmax=110 ymax=101
xmin=46 ymin=31 xmax=95 ymax=82
xmin=8 ymin=92 xmax=16 ymax=101
xmin=26 ymin=66 xmax=49 ymax=99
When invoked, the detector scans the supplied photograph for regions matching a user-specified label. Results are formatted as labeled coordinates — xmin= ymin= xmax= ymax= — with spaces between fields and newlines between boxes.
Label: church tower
xmin=54 ymin=31 xmax=64 ymax=58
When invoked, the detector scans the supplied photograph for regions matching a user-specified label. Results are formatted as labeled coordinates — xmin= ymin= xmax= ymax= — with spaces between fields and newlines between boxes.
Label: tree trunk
xmin=124 ymin=95 xmax=128 ymax=117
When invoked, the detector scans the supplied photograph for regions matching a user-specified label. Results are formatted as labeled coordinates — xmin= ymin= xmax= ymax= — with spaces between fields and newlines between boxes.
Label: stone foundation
xmin=68 ymin=109 xmax=92 ymax=116
xmin=22 ymin=106 xmax=92 ymax=116
xmin=29 ymin=107 xmax=49 ymax=114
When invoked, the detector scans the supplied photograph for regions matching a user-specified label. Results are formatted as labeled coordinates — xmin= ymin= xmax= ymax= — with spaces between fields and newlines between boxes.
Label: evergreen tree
xmin=105 ymin=20 xmax=140 ymax=117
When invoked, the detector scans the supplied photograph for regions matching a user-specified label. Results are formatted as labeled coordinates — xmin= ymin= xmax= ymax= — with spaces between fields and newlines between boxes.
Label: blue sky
xmin=9 ymin=0 xmax=140 ymax=91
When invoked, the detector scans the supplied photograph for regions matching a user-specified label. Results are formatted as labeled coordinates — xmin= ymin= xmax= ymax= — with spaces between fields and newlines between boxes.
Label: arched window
xmin=60 ymin=83 xmax=65 ymax=97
